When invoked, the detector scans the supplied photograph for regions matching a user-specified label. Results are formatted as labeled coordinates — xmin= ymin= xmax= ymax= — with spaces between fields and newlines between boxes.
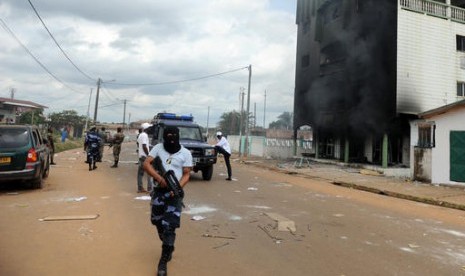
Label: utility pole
xmin=239 ymin=87 xmax=245 ymax=157
xmin=93 ymin=78 xmax=101 ymax=123
xmin=263 ymin=90 xmax=266 ymax=129
xmin=128 ymin=113 xmax=131 ymax=133
xmin=206 ymin=106 xmax=210 ymax=136
xmin=85 ymin=88 xmax=93 ymax=132
xmin=253 ymin=102 xmax=256 ymax=128
xmin=244 ymin=65 xmax=252 ymax=157
xmin=122 ymin=99 xmax=127 ymax=128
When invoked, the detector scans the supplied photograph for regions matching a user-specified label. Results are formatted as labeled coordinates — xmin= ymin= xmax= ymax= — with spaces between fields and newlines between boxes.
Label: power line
xmin=27 ymin=0 xmax=96 ymax=82
xmin=110 ymin=66 xmax=249 ymax=86
xmin=0 ymin=17 xmax=85 ymax=94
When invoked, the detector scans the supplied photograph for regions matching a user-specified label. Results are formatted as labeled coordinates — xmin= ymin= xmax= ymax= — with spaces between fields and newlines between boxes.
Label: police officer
xmin=215 ymin=131 xmax=232 ymax=180
xmin=84 ymin=126 xmax=102 ymax=171
xmin=143 ymin=126 xmax=193 ymax=276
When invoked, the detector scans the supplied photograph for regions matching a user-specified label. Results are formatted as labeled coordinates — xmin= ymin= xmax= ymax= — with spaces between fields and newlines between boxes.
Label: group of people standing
xmin=84 ymin=123 xmax=232 ymax=275
xmin=84 ymin=126 xmax=125 ymax=171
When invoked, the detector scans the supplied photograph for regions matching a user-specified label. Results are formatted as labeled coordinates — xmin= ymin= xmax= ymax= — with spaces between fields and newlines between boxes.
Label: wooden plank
xmin=41 ymin=214 xmax=99 ymax=221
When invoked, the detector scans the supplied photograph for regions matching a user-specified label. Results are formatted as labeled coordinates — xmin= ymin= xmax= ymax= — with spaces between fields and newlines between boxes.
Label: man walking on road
xmin=110 ymin=127 xmax=125 ymax=168
xmin=143 ymin=126 xmax=193 ymax=276
xmin=137 ymin=123 xmax=153 ymax=193
xmin=84 ymin=126 xmax=102 ymax=171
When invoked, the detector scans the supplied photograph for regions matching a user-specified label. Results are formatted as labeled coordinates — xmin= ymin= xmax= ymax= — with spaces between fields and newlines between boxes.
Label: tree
xmin=269 ymin=112 xmax=293 ymax=130
xmin=217 ymin=110 xmax=251 ymax=135
xmin=18 ymin=109 xmax=46 ymax=125
xmin=49 ymin=110 xmax=87 ymax=137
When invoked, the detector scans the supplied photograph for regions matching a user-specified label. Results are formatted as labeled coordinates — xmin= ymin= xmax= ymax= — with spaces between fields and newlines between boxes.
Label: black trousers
xmin=215 ymin=146 xmax=231 ymax=178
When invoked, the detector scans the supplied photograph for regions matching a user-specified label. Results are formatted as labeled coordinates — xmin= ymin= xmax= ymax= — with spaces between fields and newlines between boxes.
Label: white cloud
xmin=0 ymin=0 xmax=297 ymax=127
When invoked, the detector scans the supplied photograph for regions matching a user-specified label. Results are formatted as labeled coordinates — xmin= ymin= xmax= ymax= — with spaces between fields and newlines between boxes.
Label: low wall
xmin=226 ymin=135 xmax=313 ymax=159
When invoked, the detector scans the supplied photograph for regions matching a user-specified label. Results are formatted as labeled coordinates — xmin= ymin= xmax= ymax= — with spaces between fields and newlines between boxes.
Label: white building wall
xmin=397 ymin=8 xmax=465 ymax=114
xmin=430 ymin=108 xmax=465 ymax=185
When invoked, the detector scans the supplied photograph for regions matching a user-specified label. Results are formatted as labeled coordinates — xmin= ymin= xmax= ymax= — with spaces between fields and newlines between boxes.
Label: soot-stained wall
xmin=294 ymin=0 xmax=397 ymax=138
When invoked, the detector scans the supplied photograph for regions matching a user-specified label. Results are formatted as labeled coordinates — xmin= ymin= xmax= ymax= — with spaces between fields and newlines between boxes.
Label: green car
xmin=0 ymin=125 xmax=50 ymax=189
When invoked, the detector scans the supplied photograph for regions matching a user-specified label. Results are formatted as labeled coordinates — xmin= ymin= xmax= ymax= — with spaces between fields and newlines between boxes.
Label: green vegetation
xmin=54 ymin=137 xmax=84 ymax=153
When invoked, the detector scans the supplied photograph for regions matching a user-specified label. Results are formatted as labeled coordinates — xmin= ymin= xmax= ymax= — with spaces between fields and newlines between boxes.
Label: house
xmin=0 ymin=97 xmax=47 ymax=124
xmin=410 ymin=99 xmax=465 ymax=186
xmin=294 ymin=0 xmax=465 ymax=168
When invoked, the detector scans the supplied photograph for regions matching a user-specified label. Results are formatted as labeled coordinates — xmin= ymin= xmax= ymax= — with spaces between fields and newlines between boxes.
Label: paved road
xmin=1 ymin=143 xmax=465 ymax=275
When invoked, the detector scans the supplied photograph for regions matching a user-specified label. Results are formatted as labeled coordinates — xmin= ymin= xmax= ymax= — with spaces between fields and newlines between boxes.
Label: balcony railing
xmin=400 ymin=0 xmax=465 ymax=23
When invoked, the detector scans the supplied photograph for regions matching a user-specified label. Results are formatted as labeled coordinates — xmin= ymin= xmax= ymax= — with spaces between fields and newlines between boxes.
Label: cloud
xmin=0 ymin=0 xmax=297 ymax=127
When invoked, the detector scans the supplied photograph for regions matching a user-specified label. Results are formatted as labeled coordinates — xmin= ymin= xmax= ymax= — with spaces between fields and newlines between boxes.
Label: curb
xmin=242 ymin=160 xmax=465 ymax=212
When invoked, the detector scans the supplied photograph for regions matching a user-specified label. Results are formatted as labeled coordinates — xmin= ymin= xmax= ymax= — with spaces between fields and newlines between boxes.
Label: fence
xmin=224 ymin=135 xmax=313 ymax=159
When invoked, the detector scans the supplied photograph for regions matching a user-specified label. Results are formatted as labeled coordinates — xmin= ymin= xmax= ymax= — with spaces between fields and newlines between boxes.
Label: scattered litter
xmin=234 ymin=190 xmax=241 ymax=193
xmin=462 ymin=266 xmax=465 ymax=271
xmin=134 ymin=196 xmax=151 ymax=201
xmin=265 ymin=212 xmax=296 ymax=232
xmin=258 ymin=225 xmax=282 ymax=242
xmin=7 ymin=192 xmax=19 ymax=195
xmin=408 ymin=243 xmax=420 ymax=248
xmin=40 ymin=214 xmax=99 ymax=221
xmin=247 ymin=187 xmax=258 ymax=191
xmin=213 ymin=242 xmax=230 ymax=249
xmin=184 ymin=205 xmax=217 ymax=215
xmin=333 ymin=213 xmax=345 ymax=217
xmin=15 ymin=204 xmax=29 ymax=207
xmin=66 ymin=196 xmax=87 ymax=202
xmin=192 ymin=215 xmax=206 ymax=221
xmin=202 ymin=233 xmax=236 ymax=239
xmin=275 ymin=240 xmax=282 ymax=244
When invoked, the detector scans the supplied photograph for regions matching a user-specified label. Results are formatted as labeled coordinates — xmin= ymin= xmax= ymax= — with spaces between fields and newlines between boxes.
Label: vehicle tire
xmin=43 ymin=158 xmax=50 ymax=179
xmin=201 ymin=165 xmax=213 ymax=181
xmin=32 ymin=173 xmax=43 ymax=189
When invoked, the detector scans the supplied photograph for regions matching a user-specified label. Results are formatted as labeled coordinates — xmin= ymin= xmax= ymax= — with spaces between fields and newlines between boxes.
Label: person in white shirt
xmin=143 ymin=126 xmax=193 ymax=276
xmin=137 ymin=122 xmax=153 ymax=193
xmin=215 ymin=131 xmax=232 ymax=180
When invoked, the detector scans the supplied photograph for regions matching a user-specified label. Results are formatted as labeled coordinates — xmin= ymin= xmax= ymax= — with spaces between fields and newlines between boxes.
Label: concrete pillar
xmin=382 ymin=133 xmax=388 ymax=168
xmin=344 ymin=138 xmax=349 ymax=163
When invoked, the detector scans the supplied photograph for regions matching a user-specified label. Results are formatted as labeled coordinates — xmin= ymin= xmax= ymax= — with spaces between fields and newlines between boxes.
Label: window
xmin=457 ymin=82 xmax=465 ymax=96
xmin=418 ymin=123 xmax=435 ymax=148
xmin=301 ymin=55 xmax=310 ymax=68
xmin=457 ymin=35 xmax=465 ymax=51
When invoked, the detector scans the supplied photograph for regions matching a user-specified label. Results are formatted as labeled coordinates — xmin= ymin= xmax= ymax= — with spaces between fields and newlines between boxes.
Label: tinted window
xmin=0 ymin=128 xmax=29 ymax=147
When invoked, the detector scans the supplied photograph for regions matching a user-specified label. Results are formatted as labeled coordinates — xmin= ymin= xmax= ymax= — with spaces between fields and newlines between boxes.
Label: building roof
xmin=0 ymin=97 xmax=47 ymax=109
xmin=418 ymin=99 xmax=465 ymax=119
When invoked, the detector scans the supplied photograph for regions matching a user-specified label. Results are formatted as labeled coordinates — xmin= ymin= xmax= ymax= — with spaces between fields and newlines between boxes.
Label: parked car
xmin=0 ymin=125 xmax=50 ymax=188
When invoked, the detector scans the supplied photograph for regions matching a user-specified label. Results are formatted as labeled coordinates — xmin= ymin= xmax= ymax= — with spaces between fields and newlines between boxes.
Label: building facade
xmin=294 ymin=0 xmax=465 ymax=167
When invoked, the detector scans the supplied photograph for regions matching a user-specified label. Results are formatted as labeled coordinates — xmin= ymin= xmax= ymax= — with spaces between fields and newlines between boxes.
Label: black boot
xmin=110 ymin=161 xmax=118 ymax=168
xmin=157 ymin=245 xmax=174 ymax=276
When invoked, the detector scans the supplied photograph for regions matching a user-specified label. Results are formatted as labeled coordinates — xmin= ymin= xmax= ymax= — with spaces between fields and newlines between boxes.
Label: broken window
xmin=418 ymin=123 xmax=435 ymax=148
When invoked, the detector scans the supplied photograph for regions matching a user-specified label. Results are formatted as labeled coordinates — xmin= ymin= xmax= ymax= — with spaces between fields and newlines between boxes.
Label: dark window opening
xmin=320 ymin=42 xmax=346 ymax=65
xmin=457 ymin=35 xmax=465 ymax=51
xmin=457 ymin=81 xmax=465 ymax=96
xmin=418 ymin=123 xmax=435 ymax=148
xmin=302 ymin=55 xmax=310 ymax=68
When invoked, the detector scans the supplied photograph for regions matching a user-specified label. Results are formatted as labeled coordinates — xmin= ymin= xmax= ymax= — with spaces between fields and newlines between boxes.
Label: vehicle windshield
xmin=178 ymin=126 xmax=202 ymax=141
xmin=0 ymin=128 xmax=29 ymax=148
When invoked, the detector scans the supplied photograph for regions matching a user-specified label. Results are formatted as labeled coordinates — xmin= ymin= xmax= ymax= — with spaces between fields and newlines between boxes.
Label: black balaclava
xmin=163 ymin=126 xmax=181 ymax=154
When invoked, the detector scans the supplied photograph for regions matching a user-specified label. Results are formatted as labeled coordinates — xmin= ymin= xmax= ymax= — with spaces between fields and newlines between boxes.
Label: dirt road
xmin=1 ymin=144 xmax=465 ymax=276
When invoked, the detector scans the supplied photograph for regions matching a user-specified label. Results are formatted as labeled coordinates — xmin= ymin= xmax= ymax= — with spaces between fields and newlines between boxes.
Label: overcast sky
xmin=0 ymin=0 xmax=297 ymax=129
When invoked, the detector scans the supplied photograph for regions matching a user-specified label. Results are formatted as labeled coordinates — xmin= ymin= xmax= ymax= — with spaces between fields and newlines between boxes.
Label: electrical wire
xmin=0 ymin=17 xmax=85 ymax=94
xmin=109 ymin=66 xmax=249 ymax=86
xmin=27 ymin=0 xmax=96 ymax=82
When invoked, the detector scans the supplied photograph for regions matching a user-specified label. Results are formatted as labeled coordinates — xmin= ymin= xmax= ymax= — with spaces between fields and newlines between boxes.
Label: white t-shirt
xmin=137 ymin=132 xmax=149 ymax=158
xmin=216 ymin=136 xmax=231 ymax=154
xmin=148 ymin=143 xmax=193 ymax=181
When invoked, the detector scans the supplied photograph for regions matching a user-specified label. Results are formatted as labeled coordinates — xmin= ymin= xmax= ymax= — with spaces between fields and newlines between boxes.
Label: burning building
xmin=294 ymin=0 xmax=465 ymax=167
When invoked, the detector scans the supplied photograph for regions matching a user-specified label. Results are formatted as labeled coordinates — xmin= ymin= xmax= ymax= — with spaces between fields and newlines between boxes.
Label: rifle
xmin=153 ymin=156 xmax=184 ymax=199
